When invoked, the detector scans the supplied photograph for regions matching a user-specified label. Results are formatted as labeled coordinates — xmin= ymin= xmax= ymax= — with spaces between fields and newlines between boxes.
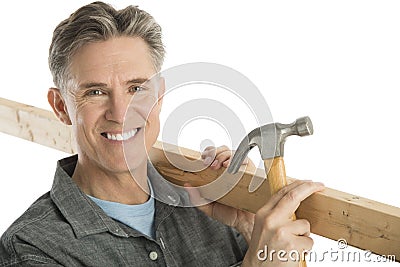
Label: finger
xmin=202 ymin=145 xmax=231 ymax=167
xmin=202 ymin=145 xmax=230 ymax=158
xmin=201 ymin=146 xmax=217 ymax=165
xmin=201 ymin=146 xmax=215 ymax=159
xmin=289 ymin=219 xmax=311 ymax=237
xmin=274 ymin=222 xmax=314 ymax=259
xmin=215 ymin=150 xmax=232 ymax=162
xmin=294 ymin=235 xmax=314 ymax=255
xmin=202 ymin=147 xmax=215 ymax=165
xmin=222 ymin=156 xmax=252 ymax=168
xmin=202 ymin=145 xmax=216 ymax=152
xmin=210 ymin=159 xmax=219 ymax=168
xmin=203 ymin=156 xmax=213 ymax=166
xmin=222 ymin=159 xmax=230 ymax=168
xmin=274 ymin=181 xmax=325 ymax=220
xmin=211 ymin=151 xmax=232 ymax=169
xmin=274 ymin=221 xmax=314 ymax=251
xmin=257 ymin=180 xmax=310 ymax=215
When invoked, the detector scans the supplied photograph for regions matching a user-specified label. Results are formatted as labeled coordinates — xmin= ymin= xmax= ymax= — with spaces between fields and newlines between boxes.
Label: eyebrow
xmin=79 ymin=82 xmax=108 ymax=89
xmin=126 ymin=78 xmax=149 ymax=85
xmin=79 ymin=78 xmax=150 ymax=90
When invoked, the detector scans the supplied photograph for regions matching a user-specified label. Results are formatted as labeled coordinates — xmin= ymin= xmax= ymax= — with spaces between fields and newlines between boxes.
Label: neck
xmin=72 ymin=157 xmax=149 ymax=205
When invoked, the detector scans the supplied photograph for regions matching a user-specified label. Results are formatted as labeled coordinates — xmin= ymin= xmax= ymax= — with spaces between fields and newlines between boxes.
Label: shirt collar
xmin=50 ymin=155 xmax=190 ymax=239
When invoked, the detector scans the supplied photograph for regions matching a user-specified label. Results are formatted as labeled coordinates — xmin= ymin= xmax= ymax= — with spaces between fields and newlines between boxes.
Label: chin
xmin=124 ymin=156 xmax=147 ymax=170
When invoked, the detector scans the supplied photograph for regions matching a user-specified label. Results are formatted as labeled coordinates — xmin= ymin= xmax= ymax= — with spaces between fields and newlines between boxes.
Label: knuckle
xmin=277 ymin=186 xmax=289 ymax=197
xmin=306 ymin=181 xmax=317 ymax=189
xmin=221 ymin=150 xmax=232 ymax=156
xmin=203 ymin=146 xmax=215 ymax=152
xmin=275 ymin=226 xmax=287 ymax=240
xmin=286 ymin=190 xmax=298 ymax=202
xmin=220 ymin=145 xmax=229 ymax=150
xmin=255 ymin=212 xmax=275 ymax=230
xmin=303 ymin=219 xmax=311 ymax=230
xmin=263 ymin=217 xmax=275 ymax=230
xmin=298 ymin=219 xmax=310 ymax=230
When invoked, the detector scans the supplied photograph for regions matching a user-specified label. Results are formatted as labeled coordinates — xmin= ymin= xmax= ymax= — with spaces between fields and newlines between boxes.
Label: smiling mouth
xmin=101 ymin=128 xmax=141 ymax=141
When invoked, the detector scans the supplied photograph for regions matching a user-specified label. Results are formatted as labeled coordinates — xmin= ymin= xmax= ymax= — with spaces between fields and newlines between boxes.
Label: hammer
xmin=227 ymin=117 xmax=313 ymax=267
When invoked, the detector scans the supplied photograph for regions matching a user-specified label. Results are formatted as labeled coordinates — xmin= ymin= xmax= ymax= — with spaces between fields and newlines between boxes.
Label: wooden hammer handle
xmin=264 ymin=157 xmax=307 ymax=267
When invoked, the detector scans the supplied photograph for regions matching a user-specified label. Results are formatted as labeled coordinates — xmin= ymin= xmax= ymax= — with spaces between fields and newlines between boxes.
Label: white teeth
xmin=105 ymin=129 xmax=138 ymax=141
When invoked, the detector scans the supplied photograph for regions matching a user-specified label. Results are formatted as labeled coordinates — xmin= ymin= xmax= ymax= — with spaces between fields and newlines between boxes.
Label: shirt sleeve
xmin=0 ymin=235 xmax=63 ymax=267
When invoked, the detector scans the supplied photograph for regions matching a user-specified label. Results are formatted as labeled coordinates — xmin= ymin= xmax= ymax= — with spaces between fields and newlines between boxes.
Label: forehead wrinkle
xmin=76 ymin=63 xmax=143 ymax=89
xmin=69 ymin=37 xmax=156 ymax=92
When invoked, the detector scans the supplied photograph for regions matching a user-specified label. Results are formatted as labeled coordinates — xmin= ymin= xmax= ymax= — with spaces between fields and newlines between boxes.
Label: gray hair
xmin=49 ymin=1 xmax=165 ymax=93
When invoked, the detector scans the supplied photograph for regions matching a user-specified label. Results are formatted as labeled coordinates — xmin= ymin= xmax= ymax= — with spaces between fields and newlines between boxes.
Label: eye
xmin=129 ymin=85 xmax=144 ymax=93
xmin=87 ymin=89 xmax=104 ymax=96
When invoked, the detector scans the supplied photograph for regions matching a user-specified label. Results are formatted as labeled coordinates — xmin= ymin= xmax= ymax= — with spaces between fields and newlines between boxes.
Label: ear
xmin=47 ymin=88 xmax=72 ymax=125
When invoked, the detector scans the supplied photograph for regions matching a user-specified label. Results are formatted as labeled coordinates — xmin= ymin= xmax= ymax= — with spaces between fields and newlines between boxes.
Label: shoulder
xmin=0 ymin=192 xmax=63 ymax=265
xmin=2 ymin=192 xmax=61 ymax=237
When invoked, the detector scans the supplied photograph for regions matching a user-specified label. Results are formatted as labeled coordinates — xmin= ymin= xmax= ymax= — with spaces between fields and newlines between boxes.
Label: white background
xmin=0 ymin=1 xmax=399 ymax=266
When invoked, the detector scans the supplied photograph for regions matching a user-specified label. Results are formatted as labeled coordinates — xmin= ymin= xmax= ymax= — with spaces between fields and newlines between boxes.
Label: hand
xmin=185 ymin=145 xmax=256 ymax=243
xmin=242 ymin=180 xmax=325 ymax=267
xmin=201 ymin=145 xmax=256 ymax=171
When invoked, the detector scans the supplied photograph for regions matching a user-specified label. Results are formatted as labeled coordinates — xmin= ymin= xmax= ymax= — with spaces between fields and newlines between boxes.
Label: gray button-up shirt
xmin=0 ymin=155 xmax=247 ymax=266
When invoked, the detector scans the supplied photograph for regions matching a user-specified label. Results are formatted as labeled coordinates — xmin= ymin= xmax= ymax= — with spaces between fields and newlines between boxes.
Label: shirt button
xmin=149 ymin=251 xmax=158 ymax=261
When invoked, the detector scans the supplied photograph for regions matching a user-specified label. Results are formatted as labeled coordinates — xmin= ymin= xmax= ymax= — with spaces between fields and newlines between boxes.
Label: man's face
xmin=64 ymin=37 xmax=163 ymax=174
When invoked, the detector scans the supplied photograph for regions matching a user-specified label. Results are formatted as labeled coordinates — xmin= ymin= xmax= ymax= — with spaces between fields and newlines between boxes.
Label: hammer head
xmin=227 ymin=116 xmax=313 ymax=174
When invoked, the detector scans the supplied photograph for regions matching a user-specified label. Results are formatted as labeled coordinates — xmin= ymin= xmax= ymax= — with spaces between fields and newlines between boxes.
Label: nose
xmin=105 ymin=92 xmax=130 ymax=124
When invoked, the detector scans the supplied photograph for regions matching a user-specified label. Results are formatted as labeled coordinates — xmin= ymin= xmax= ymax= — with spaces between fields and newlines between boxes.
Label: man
xmin=0 ymin=2 xmax=324 ymax=266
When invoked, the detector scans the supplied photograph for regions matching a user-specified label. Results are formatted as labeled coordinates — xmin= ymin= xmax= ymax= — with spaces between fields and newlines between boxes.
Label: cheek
xmin=144 ymin=104 xmax=161 ymax=144
xmin=74 ymin=104 xmax=104 ymax=133
xmin=129 ymin=95 xmax=158 ymax=118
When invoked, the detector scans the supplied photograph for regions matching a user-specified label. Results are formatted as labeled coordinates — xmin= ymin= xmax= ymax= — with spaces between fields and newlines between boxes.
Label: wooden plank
xmin=1 ymin=97 xmax=399 ymax=262
xmin=150 ymin=141 xmax=400 ymax=261
xmin=0 ymin=97 xmax=76 ymax=154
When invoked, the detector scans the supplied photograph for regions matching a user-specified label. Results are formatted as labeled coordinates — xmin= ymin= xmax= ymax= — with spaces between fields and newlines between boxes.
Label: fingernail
xmin=203 ymin=156 xmax=212 ymax=165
